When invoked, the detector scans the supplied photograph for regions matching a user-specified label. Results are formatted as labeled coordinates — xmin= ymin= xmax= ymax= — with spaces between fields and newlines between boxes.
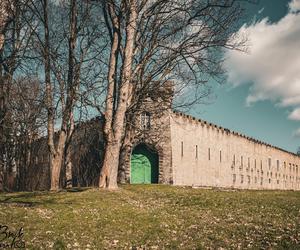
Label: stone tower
xmin=118 ymin=81 xmax=174 ymax=184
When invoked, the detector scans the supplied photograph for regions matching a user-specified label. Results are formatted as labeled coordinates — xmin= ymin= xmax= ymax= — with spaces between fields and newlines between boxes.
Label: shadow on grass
xmin=0 ymin=187 xmax=91 ymax=207
xmin=0 ymin=197 xmax=70 ymax=208
xmin=0 ymin=200 xmax=37 ymax=207
xmin=65 ymin=187 xmax=89 ymax=192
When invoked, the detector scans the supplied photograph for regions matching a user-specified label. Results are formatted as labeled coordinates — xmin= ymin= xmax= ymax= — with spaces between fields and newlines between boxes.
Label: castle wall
xmin=23 ymin=117 xmax=104 ymax=191
xmin=170 ymin=112 xmax=300 ymax=190
xmin=121 ymin=98 xmax=173 ymax=184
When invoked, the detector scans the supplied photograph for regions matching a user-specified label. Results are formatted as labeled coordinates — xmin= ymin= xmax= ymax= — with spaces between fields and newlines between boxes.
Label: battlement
xmin=172 ymin=110 xmax=299 ymax=157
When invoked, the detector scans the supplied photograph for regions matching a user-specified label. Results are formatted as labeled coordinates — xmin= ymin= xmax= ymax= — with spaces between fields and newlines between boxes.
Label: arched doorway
xmin=130 ymin=144 xmax=159 ymax=184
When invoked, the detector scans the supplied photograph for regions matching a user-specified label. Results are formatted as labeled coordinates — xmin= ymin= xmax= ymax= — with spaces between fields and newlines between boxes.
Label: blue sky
xmin=190 ymin=0 xmax=300 ymax=153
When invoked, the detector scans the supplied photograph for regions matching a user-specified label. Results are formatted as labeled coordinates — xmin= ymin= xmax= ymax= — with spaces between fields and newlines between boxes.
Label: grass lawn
xmin=0 ymin=185 xmax=300 ymax=249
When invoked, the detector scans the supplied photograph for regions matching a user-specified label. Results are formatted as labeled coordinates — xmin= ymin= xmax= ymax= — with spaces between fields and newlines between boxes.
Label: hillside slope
xmin=0 ymin=185 xmax=300 ymax=249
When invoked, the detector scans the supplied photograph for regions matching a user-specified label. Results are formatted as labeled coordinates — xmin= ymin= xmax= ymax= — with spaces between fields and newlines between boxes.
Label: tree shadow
xmin=65 ymin=187 xmax=89 ymax=192
xmin=0 ymin=188 xmax=91 ymax=207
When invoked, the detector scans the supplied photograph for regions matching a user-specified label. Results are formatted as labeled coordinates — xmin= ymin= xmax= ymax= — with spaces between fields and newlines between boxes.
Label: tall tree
xmin=99 ymin=0 xmax=249 ymax=189
xmin=8 ymin=77 xmax=46 ymax=190
xmin=28 ymin=0 xmax=107 ymax=191
xmin=0 ymin=0 xmax=12 ymax=191
xmin=0 ymin=0 xmax=34 ymax=191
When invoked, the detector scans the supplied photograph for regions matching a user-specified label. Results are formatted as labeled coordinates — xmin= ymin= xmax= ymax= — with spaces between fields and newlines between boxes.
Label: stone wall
xmin=120 ymin=92 xmax=173 ymax=184
xmin=170 ymin=112 xmax=300 ymax=190
xmin=24 ymin=117 xmax=104 ymax=190
xmin=23 ymin=92 xmax=300 ymax=191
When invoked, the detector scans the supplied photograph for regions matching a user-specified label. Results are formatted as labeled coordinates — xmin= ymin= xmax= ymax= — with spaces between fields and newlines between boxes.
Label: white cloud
xmin=224 ymin=0 xmax=300 ymax=125
xmin=288 ymin=108 xmax=300 ymax=121
xmin=293 ymin=128 xmax=300 ymax=137
xmin=289 ymin=0 xmax=300 ymax=12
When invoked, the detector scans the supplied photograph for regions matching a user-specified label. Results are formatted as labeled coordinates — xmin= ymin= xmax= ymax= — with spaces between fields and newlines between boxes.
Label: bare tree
xmin=98 ymin=0 xmax=249 ymax=189
xmin=25 ymin=0 xmax=107 ymax=191
xmin=0 ymin=0 xmax=35 ymax=191
xmin=7 ymin=77 xmax=46 ymax=190
xmin=0 ymin=0 xmax=107 ymax=191
xmin=0 ymin=0 xmax=16 ymax=191
xmin=0 ymin=0 xmax=251 ymax=191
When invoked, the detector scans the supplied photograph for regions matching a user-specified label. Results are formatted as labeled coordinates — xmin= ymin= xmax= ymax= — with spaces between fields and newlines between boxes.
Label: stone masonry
xmin=119 ymin=83 xmax=174 ymax=184
xmin=119 ymin=84 xmax=300 ymax=190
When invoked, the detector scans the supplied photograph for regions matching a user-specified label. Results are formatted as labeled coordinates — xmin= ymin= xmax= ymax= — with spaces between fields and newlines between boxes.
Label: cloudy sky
xmin=191 ymin=0 xmax=300 ymax=153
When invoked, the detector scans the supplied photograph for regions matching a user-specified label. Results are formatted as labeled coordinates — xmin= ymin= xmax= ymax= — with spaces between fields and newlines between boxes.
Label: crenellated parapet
xmin=172 ymin=110 xmax=299 ymax=157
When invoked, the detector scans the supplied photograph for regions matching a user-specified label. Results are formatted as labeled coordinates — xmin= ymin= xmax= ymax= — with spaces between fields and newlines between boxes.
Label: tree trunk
xmin=0 ymin=172 xmax=3 ymax=191
xmin=45 ymin=0 xmax=78 ymax=191
xmin=103 ymin=1 xmax=120 ymax=137
xmin=118 ymin=124 xmax=133 ymax=183
xmin=99 ymin=0 xmax=137 ymax=189
xmin=50 ymin=131 xmax=66 ymax=191
xmin=65 ymin=160 xmax=72 ymax=188
xmin=0 ymin=73 xmax=12 ymax=192
xmin=50 ymin=154 xmax=63 ymax=191
xmin=0 ymin=0 xmax=10 ymax=51
xmin=99 ymin=2 xmax=121 ymax=188
xmin=65 ymin=143 xmax=73 ymax=188
xmin=99 ymin=134 xmax=120 ymax=189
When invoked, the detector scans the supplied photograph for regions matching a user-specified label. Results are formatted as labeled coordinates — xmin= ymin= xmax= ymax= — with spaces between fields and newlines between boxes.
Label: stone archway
xmin=130 ymin=143 xmax=159 ymax=184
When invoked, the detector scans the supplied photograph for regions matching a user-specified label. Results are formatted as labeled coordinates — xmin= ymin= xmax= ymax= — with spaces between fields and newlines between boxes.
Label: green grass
xmin=1 ymin=185 xmax=300 ymax=249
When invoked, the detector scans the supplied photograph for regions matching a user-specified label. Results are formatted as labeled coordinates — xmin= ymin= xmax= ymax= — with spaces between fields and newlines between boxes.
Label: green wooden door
xmin=131 ymin=144 xmax=158 ymax=184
